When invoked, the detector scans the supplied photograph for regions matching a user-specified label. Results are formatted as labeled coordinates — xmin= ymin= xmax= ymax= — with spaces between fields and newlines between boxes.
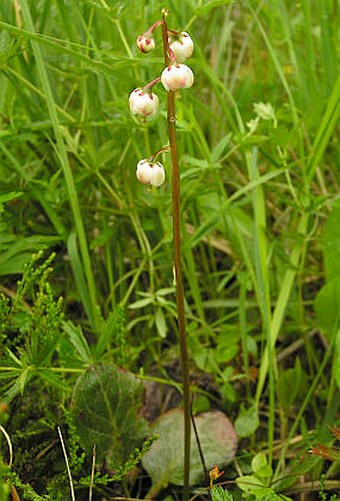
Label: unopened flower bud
xmin=129 ymin=88 xmax=159 ymax=117
xmin=161 ymin=63 xmax=194 ymax=91
xmin=136 ymin=35 xmax=155 ymax=53
xmin=169 ymin=32 xmax=194 ymax=62
xmin=136 ymin=159 xmax=165 ymax=187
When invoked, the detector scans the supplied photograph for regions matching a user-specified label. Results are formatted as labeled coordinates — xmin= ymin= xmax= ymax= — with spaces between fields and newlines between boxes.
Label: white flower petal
xmin=161 ymin=64 xmax=194 ymax=91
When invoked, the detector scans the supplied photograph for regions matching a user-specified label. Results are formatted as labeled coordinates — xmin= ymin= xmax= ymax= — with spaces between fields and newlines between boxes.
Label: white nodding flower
xmin=161 ymin=63 xmax=194 ymax=91
xmin=169 ymin=32 xmax=194 ymax=62
xmin=129 ymin=88 xmax=159 ymax=117
xmin=136 ymin=159 xmax=165 ymax=187
xmin=136 ymin=35 xmax=155 ymax=53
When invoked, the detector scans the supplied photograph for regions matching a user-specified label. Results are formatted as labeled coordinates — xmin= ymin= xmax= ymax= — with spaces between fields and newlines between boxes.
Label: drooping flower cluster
xmin=161 ymin=63 xmax=194 ymax=91
xmin=168 ymin=31 xmax=194 ymax=63
xmin=136 ymin=159 xmax=165 ymax=187
xmin=136 ymin=35 xmax=155 ymax=54
xmin=129 ymin=17 xmax=194 ymax=187
xmin=129 ymin=88 xmax=159 ymax=117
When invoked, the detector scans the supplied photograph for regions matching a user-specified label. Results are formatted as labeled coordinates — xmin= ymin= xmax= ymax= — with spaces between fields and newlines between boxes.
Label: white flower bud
xmin=169 ymin=32 xmax=194 ymax=62
xmin=149 ymin=162 xmax=166 ymax=187
xmin=136 ymin=159 xmax=165 ymax=187
xmin=136 ymin=35 xmax=155 ymax=53
xmin=161 ymin=63 xmax=194 ymax=91
xmin=136 ymin=160 xmax=153 ymax=185
xmin=129 ymin=88 xmax=159 ymax=117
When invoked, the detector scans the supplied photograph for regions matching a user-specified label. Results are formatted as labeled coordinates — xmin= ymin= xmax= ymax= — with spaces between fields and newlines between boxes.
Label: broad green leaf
xmin=236 ymin=475 xmax=267 ymax=494
xmin=276 ymin=358 xmax=306 ymax=410
xmin=314 ymin=279 xmax=340 ymax=335
xmin=142 ymin=409 xmax=237 ymax=488
xmin=237 ymin=476 xmax=283 ymax=500
xmin=235 ymin=405 xmax=259 ymax=437
xmin=192 ymin=396 xmax=211 ymax=415
xmin=251 ymin=452 xmax=268 ymax=474
xmin=322 ymin=199 xmax=340 ymax=282
xmin=72 ymin=364 xmax=149 ymax=468
xmin=155 ymin=308 xmax=167 ymax=339
xmin=334 ymin=329 xmax=340 ymax=388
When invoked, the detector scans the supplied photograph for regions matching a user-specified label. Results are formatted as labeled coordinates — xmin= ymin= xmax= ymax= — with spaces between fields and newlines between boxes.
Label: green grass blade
xmin=19 ymin=0 xmax=100 ymax=333
xmin=307 ymin=74 xmax=340 ymax=182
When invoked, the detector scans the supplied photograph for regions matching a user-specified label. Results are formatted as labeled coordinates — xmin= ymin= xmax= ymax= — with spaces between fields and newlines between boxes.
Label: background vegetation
xmin=0 ymin=0 xmax=339 ymax=500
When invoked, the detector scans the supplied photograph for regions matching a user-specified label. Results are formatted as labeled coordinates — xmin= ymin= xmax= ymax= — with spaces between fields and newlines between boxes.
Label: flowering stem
xmin=161 ymin=10 xmax=191 ymax=501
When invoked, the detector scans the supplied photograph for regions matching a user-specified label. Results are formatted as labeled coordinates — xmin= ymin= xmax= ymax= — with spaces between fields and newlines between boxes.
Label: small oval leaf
xmin=142 ymin=409 xmax=237 ymax=487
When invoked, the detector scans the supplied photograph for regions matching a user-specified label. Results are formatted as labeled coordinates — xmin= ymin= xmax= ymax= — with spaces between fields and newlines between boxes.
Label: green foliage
xmin=142 ymin=409 xmax=237 ymax=493
xmin=0 ymin=454 xmax=10 ymax=501
xmin=60 ymin=406 xmax=87 ymax=477
xmin=71 ymin=364 xmax=149 ymax=469
xmin=314 ymin=200 xmax=340 ymax=388
xmin=79 ymin=435 xmax=158 ymax=488
xmin=211 ymin=485 xmax=234 ymax=501
xmin=236 ymin=453 xmax=293 ymax=501
xmin=235 ymin=405 xmax=259 ymax=438
xmin=95 ymin=304 xmax=128 ymax=363
xmin=318 ymin=474 xmax=339 ymax=501
xmin=276 ymin=358 xmax=307 ymax=411
xmin=0 ymin=252 xmax=64 ymax=402
xmin=322 ymin=200 xmax=340 ymax=283
xmin=0 ymin=254 xmax=153 ymax=498
xmin=315 ymin=280 xmax=340 ymax=334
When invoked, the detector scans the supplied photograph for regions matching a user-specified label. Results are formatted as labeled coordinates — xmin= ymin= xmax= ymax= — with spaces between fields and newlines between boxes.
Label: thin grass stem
xmin=57 ymin=426 xmax=76 ymax=501
xmin=19 ymin=0 xmax=100 ymax=333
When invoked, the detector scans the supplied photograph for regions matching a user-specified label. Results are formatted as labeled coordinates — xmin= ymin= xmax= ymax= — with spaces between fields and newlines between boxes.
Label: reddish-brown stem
xmin=144 ymin=19 xmax=162 ymax=36
xmin=168 ymin=46 xmax=177 ymax=63
xmin=161 ymin=10 xmax=191 ymax=501
xmin=167 ymin=28 xmax=183 ymax=36
xmin=143 ymin=76 xmax=161 ymax=91
xmin=150 ymin=145 xmax=170 ymax=162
